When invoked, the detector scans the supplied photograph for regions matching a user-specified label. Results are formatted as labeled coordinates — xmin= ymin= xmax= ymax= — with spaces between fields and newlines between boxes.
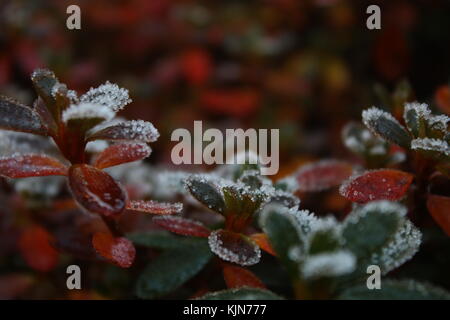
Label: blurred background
xmin=0 ymin=0 xmax=449 ymax=299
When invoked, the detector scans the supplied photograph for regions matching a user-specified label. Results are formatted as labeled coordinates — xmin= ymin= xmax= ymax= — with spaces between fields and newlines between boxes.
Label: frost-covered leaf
xmin=135 ymin=241 xmax=212 ymax=299
xmin=0 ymin=154 xmax=68 ymax=178
xmin=338 ymin=280 xmax=450 ymax=300
xmin=208 ymin=229 xmax=261 ymax=266
xmin=18 ymin=226 xmax=59 ymax=272
xmin=185 ymin=175 xmax=225 ymax=214
xmin=30 ymin=69 xmax=59 ymax=113
xmin=126 ymin=200 xmax=183 ymax=215
xmin=307 ymin=225 xmax=342 ymax=255
xmin=0 ymin=96 xmax=47 ymax=135
xmin=68 ymin=164 xmax=127 ymax=216
xmin=92 ymin=232 xmax=135 ymax=268
xmin=293 ymin=160 xmax=353 ymax=192
xmin=403 ymin=102 xmax=430 ymax=138
xmin=197 ymin=287 xmax=283 ymax=300
xmin=435 ymin=85 xmax=450 ymax=115
xmin=339 ymin=169 xmax=413 ymax=203
xmin=153 ymin=215 xmax=211 ymax=238
xmin=80 ymin=81 xmax=131 ymax=112
xmin=372 ymin=220 xmax=421 ymax=275
xmin=362 ymin=107 xmax=411 ymax=148
xmin=127 ymin=231 xmax=207 ymax=249
xmin=302 ymin=250 xmax=356 ymax=280
xmin=249 ymin=233 xmax=276 ymax=256
xmin=342 ymin=201 xmax=420 ymax=275
xmin=260 ymin=204 xmax=304 ymax=276
xmin=426 ymin=115 xmax=449 ymax=139
xmin=93 ymin=142 xmax=152 ymax=169
xmin=411 ymin=138 xmax=449 ymax=158
xmin=87 ymin=120 xmax=159 ymax=143
xmin=222 ymin=264 xmax=266 ymax=289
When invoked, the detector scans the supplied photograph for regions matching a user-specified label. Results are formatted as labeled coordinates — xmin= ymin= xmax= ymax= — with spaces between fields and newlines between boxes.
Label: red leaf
xmin=208 ymin=229 xmax=261 ymax=266
xmin=92 ymin=232 xmax=135 ymax=268
xmin=340 ymin=169 xmax=414 ymax=203
xmin=153 ymin=216 xmax=211 ymax=238
xmin=249 ymin=233 xmax=276 ymax=256
xmin=126 ymin=200 xmax=183 ymax=215
xmin=427 ymin=194 xmax=450 ymax=236
xmin=68 ymin=164 xmax=127 ymax=216
xmin=18 ymin=226 xmax=59 ymax=272
xmin=295 ymin=160 xmax=354 ymax=192
xmin=180 ymin=48 xmax=212 ymax=86
xmin=0 ymin=95 xmax=47 ymax=135
xmin=93 ymin=142 xmax=151 ymax=169
xmin=0 ymin=154 xmax=68 ymax=178
xmin=222 ymin=263 xmax=266 ymax=289
xmin=200 ymin=89 xmax=260 ymax=117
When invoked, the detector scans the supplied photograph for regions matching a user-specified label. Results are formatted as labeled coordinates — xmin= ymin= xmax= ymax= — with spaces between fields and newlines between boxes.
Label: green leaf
xmin=0 ymin=96 xmax=47 ymax=135
xmin=198 ymin=287 xmax=283 ymax=300
xmin=260 ymin=204 xmax=304 ymax=278
xmin=222 ymin=185 xmax=265 ymax=218
xmin=308 ymin=228 xmax=341 ymax=255
xmin=343 ymin=201 xmax=404 ymax=261
xmin=185 ymin=175 xmax=225 ymax=214
xmin=338 ymin=280 xmax=450 ymax=300
xmin=135 ymin=241 xmax=212 ymax=299
xmin=127 ymin=231 xmax=207 ymax=249
xmin=362 ymin=107 xmax=411 ymax=148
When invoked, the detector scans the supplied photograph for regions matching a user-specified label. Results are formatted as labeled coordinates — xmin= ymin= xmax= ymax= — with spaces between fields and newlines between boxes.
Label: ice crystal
xmin=80 ymin=81 xmax=132 ymax=112
xmin=411 ymin=138 xmax=449 ymax=156
xmin=62 ymin=103 xmax=115 ymax=123
xmin=346 ymin=201 xmax=407 ymax=224
xmin=302 ymin=250 xmax=356 ymax=280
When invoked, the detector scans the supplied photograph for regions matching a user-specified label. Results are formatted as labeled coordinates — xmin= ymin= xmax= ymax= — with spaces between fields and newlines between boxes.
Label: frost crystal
xmin=345 ymin=200 xmax=407 ymax=224
xmin=62 ymin=103 xmax=115 ymax=123
xmin=302 ymin=250 xmax=356 ymax=280
xmin=371 ymin=220 xmax=422 ymax=275
xmin=411 ymin=138 xmax=450 ymax=156
xmin=80 ymin=81 xmax=132 ymax=112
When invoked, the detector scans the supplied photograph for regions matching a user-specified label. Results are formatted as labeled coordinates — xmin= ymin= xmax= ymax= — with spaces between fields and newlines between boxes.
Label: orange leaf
xmin=427 ymin=194 xmax=450 ymax=236
xmin=0 ymin=154 xmax=67 ymax=178
xmin=93 ymin=142 xmax=151 ymax=169
xmin=250 ymin=233 xmax=276 ymax=256
xmin=340 ymin=169 xmax=413 ymax=203
xmin=153 ymin=216 xmax=211 ymax=238
xmin=92 ymin=232 xmax=135 ymax=268
xmin=68 ymin=164 xmax=127 ymax=216
xmin=222 ymin=263 xmax=266 ymax=289
xmin=435 ymin=85 xmax=450 ymax=115
xmin=18 ymin=226 xmax=59 ymax=272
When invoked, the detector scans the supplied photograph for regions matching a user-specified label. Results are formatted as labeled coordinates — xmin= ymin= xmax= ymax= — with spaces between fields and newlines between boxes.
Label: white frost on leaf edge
xmin=62 ymin=102 xmax=115 ymax=123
